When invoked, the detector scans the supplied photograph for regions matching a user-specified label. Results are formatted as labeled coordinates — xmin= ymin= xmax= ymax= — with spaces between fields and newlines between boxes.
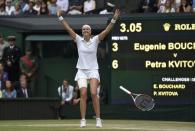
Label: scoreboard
xmin=109 ymin=14 xmax=195 ymax=105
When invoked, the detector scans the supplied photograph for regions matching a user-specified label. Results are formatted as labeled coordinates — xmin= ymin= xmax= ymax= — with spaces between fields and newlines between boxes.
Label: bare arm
xmin=98 ymin=9 xmax=120 ymax=41
xmin=57 ymin=10 xmax=77 ymax=40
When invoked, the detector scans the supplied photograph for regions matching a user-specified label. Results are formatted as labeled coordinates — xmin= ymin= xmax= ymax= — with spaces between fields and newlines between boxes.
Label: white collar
xmin=10 ymin=45 xmax=15 ymax=49
xmin=81 ymin=37 xmax=92 ymax=45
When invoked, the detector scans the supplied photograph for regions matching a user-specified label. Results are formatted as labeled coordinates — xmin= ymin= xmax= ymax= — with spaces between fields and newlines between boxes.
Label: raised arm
xmin=57 ymin=10 xmax=77 ymax=40
xmin=98 ymin=9 xmax=120 ymax=41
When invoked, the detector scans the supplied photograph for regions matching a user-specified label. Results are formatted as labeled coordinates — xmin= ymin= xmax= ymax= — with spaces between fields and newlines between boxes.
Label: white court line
xmin=0 ymin=124 xmax=192 ymax=131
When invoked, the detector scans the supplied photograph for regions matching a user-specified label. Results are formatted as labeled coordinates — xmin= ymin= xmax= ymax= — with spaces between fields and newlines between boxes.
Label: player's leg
xmin=89 ymin=78 xmax=102 ymax=127
xmin=80 ymin=87 xmax=87 ymax=119
xmin=78 ymin=79 xmax=88 ymax=127
xmin=89 ymin=78 xmax=100 ymax=117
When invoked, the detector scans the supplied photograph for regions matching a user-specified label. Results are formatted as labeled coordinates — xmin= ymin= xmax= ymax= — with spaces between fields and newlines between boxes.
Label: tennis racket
xmin=119 ymin=86 xmax=155 ymax=111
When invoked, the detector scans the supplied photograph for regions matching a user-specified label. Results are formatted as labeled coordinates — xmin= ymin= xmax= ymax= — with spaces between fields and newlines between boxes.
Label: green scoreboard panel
xmin=109 ymin=15 xmax=195 ymax=105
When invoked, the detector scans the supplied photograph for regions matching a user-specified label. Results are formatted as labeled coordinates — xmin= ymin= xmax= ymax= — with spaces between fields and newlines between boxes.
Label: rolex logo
xmin=163 ymin=23 xmax=171 ymax=32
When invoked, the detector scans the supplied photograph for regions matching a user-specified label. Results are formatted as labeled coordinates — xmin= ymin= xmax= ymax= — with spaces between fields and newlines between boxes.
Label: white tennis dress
xmin=74 ymin=34 xmax=100 ymax=82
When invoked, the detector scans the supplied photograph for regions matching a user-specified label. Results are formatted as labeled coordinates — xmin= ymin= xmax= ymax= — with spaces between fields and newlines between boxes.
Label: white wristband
xmin=111 ymin=18 xmax=116 ymax=24
xmin=58 ymin=16 xmax=64 ymax=21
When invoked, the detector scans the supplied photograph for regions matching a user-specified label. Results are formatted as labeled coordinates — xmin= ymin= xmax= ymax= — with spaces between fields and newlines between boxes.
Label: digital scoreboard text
xmin=110 ymin=16 xmax=195 ymax=105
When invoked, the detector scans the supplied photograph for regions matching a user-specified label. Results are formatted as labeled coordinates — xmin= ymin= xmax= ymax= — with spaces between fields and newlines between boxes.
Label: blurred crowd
xmin=138 ymin=0 xmax=194 ymax=13
xmin=0 ymin=0 xmax=194 ymax=16
xmin=0 ymin=0 xmax=113 ymax=16
xmin=0 ymin=34 xmax=38 ymax=98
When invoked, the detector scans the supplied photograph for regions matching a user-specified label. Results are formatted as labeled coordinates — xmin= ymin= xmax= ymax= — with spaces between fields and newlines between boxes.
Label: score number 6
xmin=120 ymin=23 xmax=142 ymax=33
xmin=112 ymin=60 xmax=119 ymax=69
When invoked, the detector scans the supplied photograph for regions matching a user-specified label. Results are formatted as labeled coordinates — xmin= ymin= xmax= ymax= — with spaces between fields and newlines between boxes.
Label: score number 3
xmin=112 ymin=42 xmax=118 ymax=52
xmin=120 ymin=23 xmax=142 ymax=32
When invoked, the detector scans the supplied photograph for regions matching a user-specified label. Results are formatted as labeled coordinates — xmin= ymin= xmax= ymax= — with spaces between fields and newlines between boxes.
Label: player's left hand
xmin=113 ymin=9 xmax=120 ymax=20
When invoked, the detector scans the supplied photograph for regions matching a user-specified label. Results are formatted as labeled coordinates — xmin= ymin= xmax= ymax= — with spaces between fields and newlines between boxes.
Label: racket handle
xmin=119 ymin=86 xmax=131 ymax=95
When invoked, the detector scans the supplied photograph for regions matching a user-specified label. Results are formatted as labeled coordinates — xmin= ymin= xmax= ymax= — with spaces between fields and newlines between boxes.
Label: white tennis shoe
xmin=80 ymin=119 xmax=86 ymax=128
xmin=96 ymin=118 xmax=102 ymax=128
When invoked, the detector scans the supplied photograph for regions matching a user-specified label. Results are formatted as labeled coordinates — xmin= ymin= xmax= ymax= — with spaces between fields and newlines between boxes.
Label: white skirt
xmin=74 ymin=69 xmax=100 ymax=82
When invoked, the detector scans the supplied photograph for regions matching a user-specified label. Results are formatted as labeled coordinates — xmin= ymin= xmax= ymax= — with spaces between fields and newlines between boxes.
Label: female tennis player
xmin=57 ymin=9 xmax=120 ymax=128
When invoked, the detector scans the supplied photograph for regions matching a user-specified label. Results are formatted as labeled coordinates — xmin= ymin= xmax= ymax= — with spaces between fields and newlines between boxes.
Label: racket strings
xmin=135 ymin=95 xmax=155 ymax=111
xmin=119 ymin=86 xmax=155 ymax=111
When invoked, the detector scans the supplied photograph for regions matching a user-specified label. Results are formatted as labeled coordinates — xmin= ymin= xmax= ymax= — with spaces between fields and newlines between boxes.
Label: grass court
xmin=0 ymin=119 xmax=194 ymax=131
